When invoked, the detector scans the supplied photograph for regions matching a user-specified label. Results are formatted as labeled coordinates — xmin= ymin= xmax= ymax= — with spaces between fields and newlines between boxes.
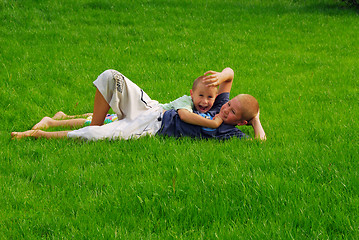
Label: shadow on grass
xmin=249 ymin=2 xmax=359 ymax=16
xmin=178 ymin=1 xmax=358 ymax=16
xmin=299 ymin=2 xmax=359 ymax=15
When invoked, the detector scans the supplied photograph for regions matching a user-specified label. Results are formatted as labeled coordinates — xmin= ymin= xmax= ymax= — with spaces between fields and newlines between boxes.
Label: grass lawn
xmin=1 ymin=0 xmax=358 ymax=238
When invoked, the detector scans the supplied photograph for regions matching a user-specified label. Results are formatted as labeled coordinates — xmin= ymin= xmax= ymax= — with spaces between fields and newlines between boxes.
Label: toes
xmin=11 ymin=132 xmax=18 ymax=138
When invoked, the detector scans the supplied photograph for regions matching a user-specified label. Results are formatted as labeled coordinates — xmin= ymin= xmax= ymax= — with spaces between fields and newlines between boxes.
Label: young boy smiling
xmin=159 ymin=68 xmax=234 ymax=129
xmin=158 ymin=68 xmax=266 ymax=140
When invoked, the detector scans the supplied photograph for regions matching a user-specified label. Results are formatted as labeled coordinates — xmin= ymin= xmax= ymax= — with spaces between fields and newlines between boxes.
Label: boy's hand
xmin=202 ymin=68 xmax=234 ymax=95
xmin=202 ymin=70 xmax=223 ymax=87
xmin=213 ymin=114 xmax=224 ymax=127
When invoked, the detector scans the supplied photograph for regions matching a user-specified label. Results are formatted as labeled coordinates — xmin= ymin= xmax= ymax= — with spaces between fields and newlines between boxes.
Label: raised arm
xmin=177 ymin=109 xmax=223 ymax=129
xmin=202 ymin=67 xmax=234 ymax=94
xmin=249 ymin=112 xmax=266 ymax=140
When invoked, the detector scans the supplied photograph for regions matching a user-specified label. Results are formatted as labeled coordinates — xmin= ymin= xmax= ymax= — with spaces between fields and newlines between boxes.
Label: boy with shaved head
xmin=12 ymin=67 xmax=265 ymax=140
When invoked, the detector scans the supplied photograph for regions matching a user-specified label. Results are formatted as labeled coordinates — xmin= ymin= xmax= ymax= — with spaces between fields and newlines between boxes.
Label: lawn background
xmin=1 ymin=0 xmax=358 ymax=238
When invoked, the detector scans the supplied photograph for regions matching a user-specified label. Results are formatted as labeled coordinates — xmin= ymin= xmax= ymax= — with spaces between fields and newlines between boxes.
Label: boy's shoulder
xmin=160 ymin=95 xmax=193 ymax=112
xmin=215 ymin=92 xmax=230 ymax=103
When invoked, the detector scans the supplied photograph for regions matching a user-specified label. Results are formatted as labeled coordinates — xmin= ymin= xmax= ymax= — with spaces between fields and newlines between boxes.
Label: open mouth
xmin=198 ymin=105 xmax=208 ymax=112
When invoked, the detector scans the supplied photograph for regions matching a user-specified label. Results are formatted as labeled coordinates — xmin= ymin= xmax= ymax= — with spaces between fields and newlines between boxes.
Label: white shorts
xmin=67 ymin=70 xmax=163 ymax=141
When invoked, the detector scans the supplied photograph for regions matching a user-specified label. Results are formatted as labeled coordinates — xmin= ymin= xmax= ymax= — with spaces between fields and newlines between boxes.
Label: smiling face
xmin=219 ymin=94 xmax=259 ymax=126
xmin=218 ymin=97 xmax=244 ymax=125
xmin=190 ymin=81 xmax=217 ymax=113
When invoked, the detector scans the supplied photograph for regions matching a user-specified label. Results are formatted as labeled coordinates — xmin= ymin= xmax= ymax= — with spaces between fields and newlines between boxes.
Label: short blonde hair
xmin=235 ymin=94 xmax=259 ymax=121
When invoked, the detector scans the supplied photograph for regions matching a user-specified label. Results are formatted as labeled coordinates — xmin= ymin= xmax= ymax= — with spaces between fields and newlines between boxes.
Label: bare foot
xmin=11 ymin=130 xmax=41 ymax=139
xmin=52 ymin=111 xmax=67 ymax=120
xmin=32 ymin=117 xmax=52 ymax=130
xmin=52 ymin=111 xmax=92 ymax=120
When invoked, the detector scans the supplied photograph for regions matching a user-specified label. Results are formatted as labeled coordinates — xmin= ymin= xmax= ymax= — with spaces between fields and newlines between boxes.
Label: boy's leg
xmin=32 ymin=117 xmax=87 ymax=130
xmin=11 ymin=130 xmax=70 ymax=139
xmin=90 ymin=89 xmax=110 ymax=126
xmin=52 ymin=111 xmax=92 ymax=120
xmin=67 ymin=70 xmax=161 ymax=141
xmin=93 ymin=70 xmax=158 ymax=121
xmin=52 ymin=111 xmax=68 ymax=120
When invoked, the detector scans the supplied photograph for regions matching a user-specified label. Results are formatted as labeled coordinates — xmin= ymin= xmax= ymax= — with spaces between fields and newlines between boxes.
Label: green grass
xmin=1 ymin=0 xmax=358 ymax=238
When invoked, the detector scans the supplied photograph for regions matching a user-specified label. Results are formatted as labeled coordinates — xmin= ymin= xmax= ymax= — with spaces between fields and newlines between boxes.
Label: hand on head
xmin=202 ymin=70 xmax=222 ymax=87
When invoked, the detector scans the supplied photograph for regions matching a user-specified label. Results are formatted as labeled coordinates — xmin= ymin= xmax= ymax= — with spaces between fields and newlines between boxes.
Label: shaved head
xmin=235 ymin=94 xmax=259 ymax=121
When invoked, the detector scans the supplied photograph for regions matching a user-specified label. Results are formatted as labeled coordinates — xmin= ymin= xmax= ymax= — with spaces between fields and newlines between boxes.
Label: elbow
xmin=177 ymin=110 xmax=187 ymax=121
xmin=225 ymin=67 xmax=234 ymax=76
xmin=226 ymin=67 xmax=234 ymax=72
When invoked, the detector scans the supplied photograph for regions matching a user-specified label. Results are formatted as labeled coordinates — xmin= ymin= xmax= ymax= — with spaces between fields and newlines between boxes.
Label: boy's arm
xmin=202 ymin=67 xmax=234 ymax=94
xmin=248 ymin=112 xmax=266 ymax=140
xmin=177 ymin=109 xmax=223 ymax=129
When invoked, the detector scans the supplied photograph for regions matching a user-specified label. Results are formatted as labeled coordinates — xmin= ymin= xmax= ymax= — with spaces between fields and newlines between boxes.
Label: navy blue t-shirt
xmin=157 ymin=92 xmax=248 ymax=140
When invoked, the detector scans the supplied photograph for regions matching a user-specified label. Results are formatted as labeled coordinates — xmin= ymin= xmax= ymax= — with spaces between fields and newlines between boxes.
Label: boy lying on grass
xmin=11 ymin=67 xmax=266 ymax=140
xmin=28 ymin=69 xmax=222 ymax=131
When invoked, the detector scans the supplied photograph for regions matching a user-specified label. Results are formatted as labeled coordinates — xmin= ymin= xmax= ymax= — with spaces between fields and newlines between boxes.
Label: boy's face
xmin=218 ymin=98 xmax=246 ymax=126
xmin=190 ymin=83 xmax=217 ymax=113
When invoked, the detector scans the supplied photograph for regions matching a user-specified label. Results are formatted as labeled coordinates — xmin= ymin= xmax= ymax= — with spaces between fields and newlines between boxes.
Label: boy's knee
xmin=96 ymin=69 xmax=125 ymax=94
xmin=101 ymin=69 xmax=116 ymax=80
xmin=96 ymin=69 xmax=117 ymax=86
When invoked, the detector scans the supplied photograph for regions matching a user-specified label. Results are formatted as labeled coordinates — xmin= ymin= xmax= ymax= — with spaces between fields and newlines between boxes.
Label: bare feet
xmin=32 ymin=117 xmax=52 ymax=130
xmin=52 ymin=111 xmax=67 ymax=120
xmin=11 ymin=130 xmax=41 ymax=139
xmin=52 ymin=111 xmax=92 ymax=120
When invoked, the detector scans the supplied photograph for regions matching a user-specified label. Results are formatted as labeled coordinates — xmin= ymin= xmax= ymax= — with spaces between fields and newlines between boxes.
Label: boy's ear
xmin=237 ymin=120 xmax=248 ymax=126
xmin=190 ymin=89 xmax=193 ymax=97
